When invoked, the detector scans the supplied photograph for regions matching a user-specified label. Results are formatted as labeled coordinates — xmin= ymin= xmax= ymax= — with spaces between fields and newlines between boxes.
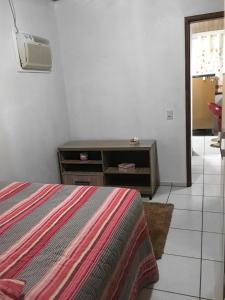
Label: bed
xmin=0 ymin=181 xmax=158 ymax=299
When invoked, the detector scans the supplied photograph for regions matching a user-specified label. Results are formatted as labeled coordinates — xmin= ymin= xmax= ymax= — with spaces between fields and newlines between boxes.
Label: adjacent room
xmin=0 ymin=0 xmax=224 ymax=300
xmin=191 ymin=18 xmax=224 ymax=140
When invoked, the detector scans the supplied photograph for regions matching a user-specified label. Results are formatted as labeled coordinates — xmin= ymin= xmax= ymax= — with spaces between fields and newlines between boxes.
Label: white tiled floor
xmin=139 ymin=136 xmax=225 ymax=300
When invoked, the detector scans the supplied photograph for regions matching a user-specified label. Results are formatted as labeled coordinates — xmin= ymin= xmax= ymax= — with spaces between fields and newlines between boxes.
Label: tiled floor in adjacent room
xmin=139 ymin=136 xmax=224 ymax=300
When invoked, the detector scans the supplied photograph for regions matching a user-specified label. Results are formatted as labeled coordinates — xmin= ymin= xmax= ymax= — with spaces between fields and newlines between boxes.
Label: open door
xmin=185 ymin=12 xmax=224 ymax=186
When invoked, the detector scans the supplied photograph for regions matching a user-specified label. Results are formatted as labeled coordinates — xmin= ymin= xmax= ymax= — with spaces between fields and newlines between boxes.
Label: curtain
xmin=191 ymin=30 xmax=224 ymax=83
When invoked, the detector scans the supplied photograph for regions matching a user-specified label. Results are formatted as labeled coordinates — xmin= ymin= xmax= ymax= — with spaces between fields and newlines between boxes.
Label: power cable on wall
xmin=8 ymin=0 xmax=19 ymax=33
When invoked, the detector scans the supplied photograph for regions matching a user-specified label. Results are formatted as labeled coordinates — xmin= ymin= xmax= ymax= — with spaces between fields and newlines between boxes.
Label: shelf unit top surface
xmin=59 ymin=140 xmax=156 ymax=150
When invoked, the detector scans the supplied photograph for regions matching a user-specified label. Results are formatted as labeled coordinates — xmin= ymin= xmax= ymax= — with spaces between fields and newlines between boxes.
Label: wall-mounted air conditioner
xmin=16 ymin=33 xmax=52 ymax=71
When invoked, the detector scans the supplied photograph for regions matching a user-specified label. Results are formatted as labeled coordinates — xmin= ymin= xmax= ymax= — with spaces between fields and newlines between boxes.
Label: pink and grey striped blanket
xmin=0 ymin=182 xmax=158 ymax=299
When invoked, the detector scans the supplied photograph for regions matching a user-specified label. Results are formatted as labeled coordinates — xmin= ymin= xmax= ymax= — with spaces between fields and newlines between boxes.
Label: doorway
xmin=185 ymin=11 xmax=224 ymax=186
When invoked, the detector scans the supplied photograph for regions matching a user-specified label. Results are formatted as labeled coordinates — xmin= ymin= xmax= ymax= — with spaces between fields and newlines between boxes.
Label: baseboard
xmin=159 ymin=182 xmax=172 ymax=187
xmin=160 ymin=182 xmax=187 ymax=187
xmin=172 ymin=182 xmax=187 ymax=187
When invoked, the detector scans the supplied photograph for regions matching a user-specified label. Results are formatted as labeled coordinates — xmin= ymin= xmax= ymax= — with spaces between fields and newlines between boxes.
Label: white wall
xmin=55 ymin=0 xmax=224 ymax=185
xmin=0 ymin=0 xmax=70 ymax=183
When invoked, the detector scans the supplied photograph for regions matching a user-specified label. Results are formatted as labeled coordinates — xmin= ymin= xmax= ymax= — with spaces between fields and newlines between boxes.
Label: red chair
xmin=208 ymin=102 xmax=222 ymax=132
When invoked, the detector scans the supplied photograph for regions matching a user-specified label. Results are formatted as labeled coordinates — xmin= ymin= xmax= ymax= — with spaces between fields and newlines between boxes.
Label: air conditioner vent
xmin=16 ymin=32 xmax=52 ymax=71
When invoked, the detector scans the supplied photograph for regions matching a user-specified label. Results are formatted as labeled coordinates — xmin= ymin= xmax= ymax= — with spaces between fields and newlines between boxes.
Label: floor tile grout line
xmin=201 ymin=257 xmax=224 ymax=263
xmin=169 ymin=226 xmax=202 ymax=232
xmin=162 ymin=252 xmax=201 ymax=260
xmin=203 ymin=194 xmax=224 ymax=198
xmin=199 ymin=135 xmax=205 ymax=299
xmin=170 ymin=226 xmax=224 ymax=235
xmin=145 ymin=286 xmax=201 ymax=299
xmin=169 ymin=227 xmax=202 ymax=232
xmin=163 ymin=252 xmax=201 ymax=261
xmin=172 ymin=193 xmax=223 ymax=198
xmin=163 ymin=252 xmax=224 ymax=263
xmin=165 ymin=184 xmax=172 ymax=203
xmin=172 ymin=208 xmax=202 ymax=212
xmin=172 ymin=207 xmax=223 ymax=214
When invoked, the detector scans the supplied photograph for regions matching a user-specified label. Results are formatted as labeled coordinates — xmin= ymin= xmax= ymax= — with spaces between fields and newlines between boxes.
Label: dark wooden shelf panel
xmin=63 ymin=171 xmax=103 ymax=176
xmin=61 ymin=160 xmax=102 ymax=165
xmin=104 ymin=167 xmax=150 ymax=175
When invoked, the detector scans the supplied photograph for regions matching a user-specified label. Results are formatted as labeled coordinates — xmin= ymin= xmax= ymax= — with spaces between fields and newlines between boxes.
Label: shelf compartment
xmin=63 ymin=171 xmax=103 ymax=176
xmin=103 ymin=150 xmax=150 ymax=168
xmin=62 ymin=164 xmax=102 ymax=173
xmin=105 ymin=173 xmax=150 ymax=188
xmin=60 ymin=150 xmax=102 ymax=161
xmin=104 ymin=167 xmax=150 ymax=175
xmin=61 ymin=160 xmax=102 ymax=165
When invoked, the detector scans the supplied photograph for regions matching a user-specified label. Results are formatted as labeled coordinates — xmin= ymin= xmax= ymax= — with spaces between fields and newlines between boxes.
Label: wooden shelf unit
xmin=58 ymin=140 xmax=159 ymax=197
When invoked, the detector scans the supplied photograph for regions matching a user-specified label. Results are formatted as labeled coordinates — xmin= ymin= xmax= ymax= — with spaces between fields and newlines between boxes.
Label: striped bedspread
xmin=0 ymin=182 xmax=158 ymax=299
